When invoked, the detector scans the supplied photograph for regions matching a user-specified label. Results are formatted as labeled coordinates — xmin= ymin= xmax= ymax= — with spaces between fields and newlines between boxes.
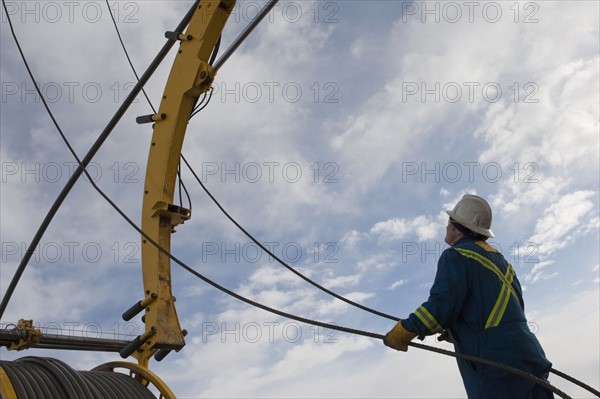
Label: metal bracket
xmin=151 ymin=201 xmax=191 ymax=232
xmin=7 ymin=319 xmax=41 ymax=351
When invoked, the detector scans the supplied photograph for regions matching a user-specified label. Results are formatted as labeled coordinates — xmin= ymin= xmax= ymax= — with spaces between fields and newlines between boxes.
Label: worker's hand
xmin=383 ymin=320 xmax=417 ymax=352
xmin=437 ymin=329 xmax=454 ymax=344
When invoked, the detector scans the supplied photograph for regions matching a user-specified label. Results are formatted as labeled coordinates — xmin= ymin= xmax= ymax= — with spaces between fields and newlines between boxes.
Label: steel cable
xmin=180 ymin=155 xmax=400 ymax=321
xmin=177 ymin=158 xmax=596 ymax=398
xmin=1 ymin=1 xmax=597 ymax=397
xmin=0 ymin=0 xmax=201 ymax=320
xmin=80 ymin=194 xmax=575 ymax=398
xmin=104 ymin=0 xmax=156 ymax=115
xmin=550 ymin=367 xmax=600 ymax=397
xmin=103 ymin=0 xmax=194 ymax=215
xmin=33 ymin=157 xmax=573 ymax=398
xmin=112 ymin=0 xmax=398 ymax=322
xmin=0 ymin=357 xmax=156 ymax=399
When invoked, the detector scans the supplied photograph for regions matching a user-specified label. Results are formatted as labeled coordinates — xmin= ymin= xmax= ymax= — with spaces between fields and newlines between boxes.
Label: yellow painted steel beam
xmin=137 ymin=0 xmax=236 ymax=366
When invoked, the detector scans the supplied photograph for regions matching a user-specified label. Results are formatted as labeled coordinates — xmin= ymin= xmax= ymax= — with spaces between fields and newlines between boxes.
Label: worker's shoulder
xmin=442 ymin=240 xmax=502 ymax=265
xmin=439 ymin=245 xmax=467 ymax=263
xmin=447 ymin=239 xmax=510 ymax=271
xmin=451 ymin=239 xmax=499 ymax=253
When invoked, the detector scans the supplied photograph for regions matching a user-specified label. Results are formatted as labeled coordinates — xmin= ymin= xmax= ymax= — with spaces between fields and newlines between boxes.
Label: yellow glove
xmin=383 ymin=320 xmax=417 ymax=351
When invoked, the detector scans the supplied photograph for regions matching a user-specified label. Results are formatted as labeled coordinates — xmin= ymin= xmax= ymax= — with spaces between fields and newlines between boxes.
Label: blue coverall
xmin=403 ymin=237 xmax=554 ymax=398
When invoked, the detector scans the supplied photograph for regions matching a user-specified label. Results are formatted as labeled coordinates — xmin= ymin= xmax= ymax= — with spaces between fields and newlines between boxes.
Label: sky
xmin=1 ymin=0 xmax=599 ymax=398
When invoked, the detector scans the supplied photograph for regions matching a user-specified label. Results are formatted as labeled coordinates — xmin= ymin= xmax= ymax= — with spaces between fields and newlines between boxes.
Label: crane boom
xmin=135 ymin=0 xmax=236 ymax=366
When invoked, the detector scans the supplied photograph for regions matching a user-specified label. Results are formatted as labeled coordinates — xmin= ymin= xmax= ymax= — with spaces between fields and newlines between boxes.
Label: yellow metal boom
xmin=135 ymin=0 xmax=236 ymax=366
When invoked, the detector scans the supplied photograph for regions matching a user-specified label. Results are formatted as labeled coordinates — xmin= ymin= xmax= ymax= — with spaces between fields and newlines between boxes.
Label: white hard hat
xmin=445 ymin=194 xmax=494 ymax=238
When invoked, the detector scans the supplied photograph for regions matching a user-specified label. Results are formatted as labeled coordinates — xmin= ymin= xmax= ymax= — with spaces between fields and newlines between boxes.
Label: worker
xmin=384 ymin=194 xmax=554 ymax=398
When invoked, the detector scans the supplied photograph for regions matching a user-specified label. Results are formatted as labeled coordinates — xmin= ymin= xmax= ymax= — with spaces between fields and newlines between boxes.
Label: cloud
xmin=592 ymin=265 xmax=600 ymax=285
xmin=370 ymin=215 xmax=439 ymax=242
xmin=356 ymin=253 xmax=397 ymax=272
xmin=491 ymin=176 xmax=569 ymax=218
xmin=533 ymin=289 xmax=600 ymax=398
xmin=315 ymin=292 xmax=376 ymax=317
xmin=339 ymin=229 xmax=363 ymax=251
xmin=527 ymin=260 xmax=556 ymax=283
xmin=387 ymin=279 xmax=407 ymax=290
xmin=323 ymin=274 xmax=361 ymax=289
xmin=518 ymin=191 xmax=598 ymax=282
xmin=475 ymin=53 xmax=599 ymax=220
xmin=528 ymin=191 xmax=597 ymax=256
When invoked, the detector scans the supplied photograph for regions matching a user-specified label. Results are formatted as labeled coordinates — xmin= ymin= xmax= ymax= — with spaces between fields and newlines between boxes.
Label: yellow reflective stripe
xmin=485 ymin=265 xmax=515 ymax=329
xmin=454 ymin=248 xmax=519 ymax=301
xmin=475 ymin=240 xmax=498 ymax=253
xmin=455 ymin=247 xmax=520 ymax=329
xmin=415 ymin=305 xmax=443 ymax=333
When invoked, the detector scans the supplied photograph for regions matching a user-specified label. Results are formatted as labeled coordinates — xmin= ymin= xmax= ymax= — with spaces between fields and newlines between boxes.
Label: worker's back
xmin=448 ymin=238 xmax=553 ymax=399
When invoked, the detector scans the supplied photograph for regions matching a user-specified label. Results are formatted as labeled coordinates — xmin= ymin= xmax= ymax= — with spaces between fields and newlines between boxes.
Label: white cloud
xmin=533 ymin=289 xmax=600 ymax=398
xmin=370 ymin=215 xmax=439 ymax=242
xmin=350 ymin=38 xmax=365 ymax=58
xmin=387 ymin=279 xmax=407 ymax=290
xmin=527 ymin=260 xmax=556 ymax=283
xmin=339 ymin=229 xmax=363 ymax=251
xmin=528 ymin=191 xmax=596 ymax=257
xmin=315 ymin=292 xmax=376 ymax=317
xmin=323 ymin=274 xmax=361 ymax=289
xmin=356 ymin=253 xmax=396 ymax=272
xmin=246 ymin=264 xmax=308 ymax=289
xmin=592 ymin=265 xmax=600 ymax=285
xmin=491 ymin=176 xmax=569 ymax=217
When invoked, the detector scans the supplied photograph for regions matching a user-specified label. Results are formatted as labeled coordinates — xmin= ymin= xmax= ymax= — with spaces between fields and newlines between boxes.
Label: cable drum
xmin=0 ymin=357 xmax=156 ymax=399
